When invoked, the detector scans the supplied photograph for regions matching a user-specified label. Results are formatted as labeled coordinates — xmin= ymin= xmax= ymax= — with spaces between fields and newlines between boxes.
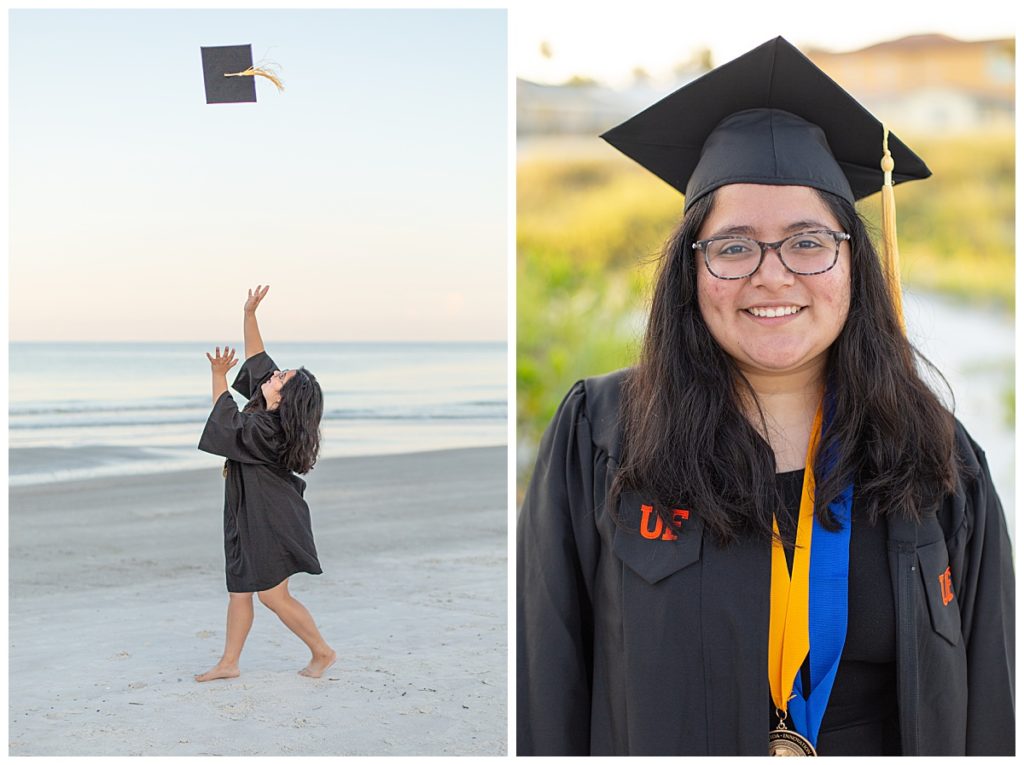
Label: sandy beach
xmin=9 ymin=445 xmax=507 ymax=756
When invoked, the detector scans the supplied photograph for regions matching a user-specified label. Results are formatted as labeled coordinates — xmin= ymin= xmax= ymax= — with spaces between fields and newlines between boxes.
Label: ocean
xmin=9 ymin=341 xmax=506 ymax=485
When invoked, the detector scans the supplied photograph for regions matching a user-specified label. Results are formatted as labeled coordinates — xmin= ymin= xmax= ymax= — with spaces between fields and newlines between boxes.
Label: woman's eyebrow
xmin=784 ymin=219 xmax=831 ymax=232
xmin=710 ymin=224 xmax=757 ymax=236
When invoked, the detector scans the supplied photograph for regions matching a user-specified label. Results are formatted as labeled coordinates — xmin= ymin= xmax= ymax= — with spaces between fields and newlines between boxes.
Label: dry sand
xmin=9 ymin=446 xmax=507 ymax=756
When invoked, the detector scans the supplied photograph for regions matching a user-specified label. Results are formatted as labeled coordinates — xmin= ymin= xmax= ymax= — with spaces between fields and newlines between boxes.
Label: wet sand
xmin=9 ymin=446 xmax=507 ymax=756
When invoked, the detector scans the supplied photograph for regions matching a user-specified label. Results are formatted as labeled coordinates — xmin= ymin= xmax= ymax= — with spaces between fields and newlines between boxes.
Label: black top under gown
xmin=771 ymin=468 xmax=900 ymax=755
xmin=198 ymin=350 xmax=322 ymax=592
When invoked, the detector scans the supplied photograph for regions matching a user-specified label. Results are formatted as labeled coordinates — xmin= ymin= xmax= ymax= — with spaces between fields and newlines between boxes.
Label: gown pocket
xmin=917 ymin=538 xmax=962 ymax=646
xmin=611 ymin=491 xmax=703 ymax=584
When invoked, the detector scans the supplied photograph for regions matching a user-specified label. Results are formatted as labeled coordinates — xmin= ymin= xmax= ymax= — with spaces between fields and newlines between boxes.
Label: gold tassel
xmin=880 ymin=125 xmax=905 ymax=332
xmin=224 ymin=65 xmax=285 ymax=92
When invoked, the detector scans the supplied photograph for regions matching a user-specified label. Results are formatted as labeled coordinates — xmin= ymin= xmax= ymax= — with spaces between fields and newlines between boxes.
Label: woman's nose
xmin=750 ymin=247 xmax=795 ymax=289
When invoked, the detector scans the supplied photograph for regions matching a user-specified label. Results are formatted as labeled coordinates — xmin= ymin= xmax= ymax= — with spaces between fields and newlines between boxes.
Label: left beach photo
xmin=9 ymin=9 xmax=508 ymax=756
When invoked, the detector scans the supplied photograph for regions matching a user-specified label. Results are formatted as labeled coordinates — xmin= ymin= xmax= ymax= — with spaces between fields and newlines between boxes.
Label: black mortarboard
xmin=601 ymin=36 xmax=931 ymax=211
xmin=201 ymin=44 xmax=257 ymax=104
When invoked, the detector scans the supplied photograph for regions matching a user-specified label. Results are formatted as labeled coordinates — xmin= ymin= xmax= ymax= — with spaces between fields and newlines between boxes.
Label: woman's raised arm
xmin=243 ymin=284 xmax=269 ymax=359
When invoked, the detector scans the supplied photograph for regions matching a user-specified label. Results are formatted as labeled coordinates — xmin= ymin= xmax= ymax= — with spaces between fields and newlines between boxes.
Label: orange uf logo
xmin=939 ymin=566 xmax=954 ymax=606
xmin=640 ymin=504 xmax=690 ymax=541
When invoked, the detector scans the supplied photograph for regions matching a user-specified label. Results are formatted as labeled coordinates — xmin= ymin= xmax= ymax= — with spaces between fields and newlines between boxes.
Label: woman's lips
xmin=743 ymin=305 xmax=805 ymax=322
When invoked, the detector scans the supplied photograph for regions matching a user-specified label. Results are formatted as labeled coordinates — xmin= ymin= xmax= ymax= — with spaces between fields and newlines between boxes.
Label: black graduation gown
xmin=517 ymin=368 xmax=1015 ymax=756
xmin=198 ymin=350 xmax=322 ymax=593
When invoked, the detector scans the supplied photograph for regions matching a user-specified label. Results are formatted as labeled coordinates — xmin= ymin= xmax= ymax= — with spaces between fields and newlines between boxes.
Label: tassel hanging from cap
xmin=880 ymin=126 xmax=905 ymax=332
xmin=224 ymin=65 xmax=285 ymax=92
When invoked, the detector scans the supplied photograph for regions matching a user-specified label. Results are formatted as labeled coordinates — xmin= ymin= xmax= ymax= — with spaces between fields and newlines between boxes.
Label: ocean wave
xmin=9 ymin=402 xmax=507 ymax=429
xmin=9 ymin=398 xmax=206 ymax=416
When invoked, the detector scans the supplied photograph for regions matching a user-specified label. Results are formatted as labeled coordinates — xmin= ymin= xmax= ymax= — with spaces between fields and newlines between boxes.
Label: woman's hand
xmin=244 ymin=284 xmax=270 ymax=314
xmin=243 ymin=287 xmax=267 ymax=358
xmin=207 ymin=347 xmax=237 ymax=404
xmin=206 ymin=346 xmax=239 ymax=375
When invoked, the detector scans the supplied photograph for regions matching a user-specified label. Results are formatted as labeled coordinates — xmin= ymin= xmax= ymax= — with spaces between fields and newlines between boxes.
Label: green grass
xmin=861 ymin=132 xmax=1015 ymax=308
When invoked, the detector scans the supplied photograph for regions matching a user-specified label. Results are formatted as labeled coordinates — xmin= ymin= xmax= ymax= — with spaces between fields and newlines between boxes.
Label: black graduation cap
xmin=201 ymin=44 xmax=284 ymax=105
xmin=601 ymin=36 xmax=931 ymax=211
xmin=201 ymin=44 xmax=257 ymax=104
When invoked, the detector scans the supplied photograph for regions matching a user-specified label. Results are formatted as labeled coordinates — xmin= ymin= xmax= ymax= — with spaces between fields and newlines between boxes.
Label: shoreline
xmin=10 ymin=445 xmax=507 ymax=755
xmin=8 ymin=441 xmax=507 ymax=487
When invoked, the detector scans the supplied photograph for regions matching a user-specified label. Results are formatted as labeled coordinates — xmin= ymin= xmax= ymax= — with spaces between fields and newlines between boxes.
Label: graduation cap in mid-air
xmin=200 ymin=44 xmax=284 ymax=104
xmin=601 ymin=35 xmax=927 ymax=326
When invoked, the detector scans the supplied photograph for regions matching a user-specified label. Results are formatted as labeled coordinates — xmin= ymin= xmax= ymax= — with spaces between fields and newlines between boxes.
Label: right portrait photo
xmin=515 ymin=7 xmax=1014 ymax=757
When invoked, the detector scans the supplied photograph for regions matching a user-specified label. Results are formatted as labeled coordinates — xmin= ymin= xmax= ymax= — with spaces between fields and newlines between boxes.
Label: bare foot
xmin=194 ymin=662 xmax=240 ymax=682
xmin=299 ymin=649 xmax=337 ymax=678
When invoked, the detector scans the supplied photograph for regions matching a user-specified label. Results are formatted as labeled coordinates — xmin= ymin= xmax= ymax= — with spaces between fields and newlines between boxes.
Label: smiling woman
xmin=696 ymin=185 xmax=851 ymax=381
xmin=516 ymin=37 xmax=1014 ymax=757
xmin=689 ymin=185 xmax=854 ymax=473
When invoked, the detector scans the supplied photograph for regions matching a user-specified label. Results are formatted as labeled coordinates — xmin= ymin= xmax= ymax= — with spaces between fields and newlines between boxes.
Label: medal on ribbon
xmin=768 ymin=395 xmax=853 ymax=756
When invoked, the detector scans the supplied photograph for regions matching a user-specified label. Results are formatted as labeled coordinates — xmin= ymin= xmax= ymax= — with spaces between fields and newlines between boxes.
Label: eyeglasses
xmin=274 ymin=368 xmax=308 ymax=383
xmin=692 ymin=229 xmax=851 ymax=280
xmin=269 ymin=369 xmax=291 ymax=383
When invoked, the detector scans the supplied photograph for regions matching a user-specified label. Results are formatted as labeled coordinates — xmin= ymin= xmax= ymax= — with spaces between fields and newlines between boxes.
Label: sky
xmin=513 ymin=0 xmax=1017 ymax=87
xmin=9 ymin=8 xmax=507 ymax=342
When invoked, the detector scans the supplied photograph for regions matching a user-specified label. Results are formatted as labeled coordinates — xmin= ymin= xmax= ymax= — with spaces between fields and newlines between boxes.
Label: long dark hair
xmin=242 ymin=368 xmax=324 ymax=474
xmin=611 ymin=188 xmax=957 ymax=545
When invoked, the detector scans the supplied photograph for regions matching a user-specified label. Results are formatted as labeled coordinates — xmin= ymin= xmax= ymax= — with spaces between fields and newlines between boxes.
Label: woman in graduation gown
xmin=195 ymin=284 xmax=336 ymax=682
xmin=517 ymin=38 xmax=1014 ymax=756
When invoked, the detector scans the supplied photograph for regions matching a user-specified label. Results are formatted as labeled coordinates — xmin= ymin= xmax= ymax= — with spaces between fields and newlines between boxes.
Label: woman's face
xmin=262 ymin=368 xmax=297 ymax=411
xmin=695 ymin=184 xmax=851 ymax=380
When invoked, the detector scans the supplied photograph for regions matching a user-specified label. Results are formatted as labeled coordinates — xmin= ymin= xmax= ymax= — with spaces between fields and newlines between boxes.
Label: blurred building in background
xmin=518 ymin=34 xmax=1014 ymax=137
xmin=807 ymin=34 xmax=1014 ymax=133
xmin=517 ymin=78 xmax=687 ymax=137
